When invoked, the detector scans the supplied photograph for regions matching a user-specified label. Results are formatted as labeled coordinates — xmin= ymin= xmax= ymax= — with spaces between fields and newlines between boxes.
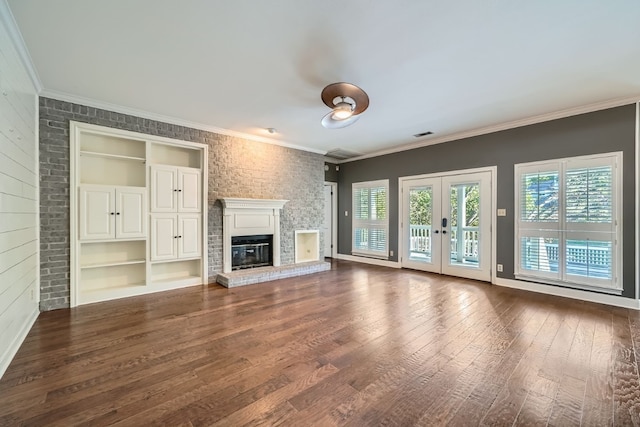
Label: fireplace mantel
xmin=221 ymin=198 xmax=288 ymax=211
xmin=220 ymin=198 xmax=288 ymax=273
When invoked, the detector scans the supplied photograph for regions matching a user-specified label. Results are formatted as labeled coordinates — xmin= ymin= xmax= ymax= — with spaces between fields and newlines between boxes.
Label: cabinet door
xmin=178 ymin=168 xmax=201 ymax=212
xmin=116 ymin=188 xmax=147 ymax=238
xmin=151 ymin=215 xmax=177 ymax=261
xmin=150 ymin=166 xmax=177 ymax=212
xmin=80 ymin=187 xmax=115 ymax=240
xmin=178 ymin=215 xmax=201 ymax=259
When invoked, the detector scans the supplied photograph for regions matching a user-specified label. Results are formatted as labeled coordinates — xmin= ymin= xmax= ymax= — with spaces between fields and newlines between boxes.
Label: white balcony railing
xmin=409 ymin=224 xmax=479 ymax=263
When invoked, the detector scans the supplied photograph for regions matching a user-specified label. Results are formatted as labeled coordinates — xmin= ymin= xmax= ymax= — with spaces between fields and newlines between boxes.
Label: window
xmin=515 ymin=152 xmax=622 ymax=292
xmin=352 ymin=180 xmax=389 ymax=258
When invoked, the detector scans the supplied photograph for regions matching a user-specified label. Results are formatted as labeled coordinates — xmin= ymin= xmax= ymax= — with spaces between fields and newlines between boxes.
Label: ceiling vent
xmin=325 ymin=148 xmax=362 ymax=160
xmin=413 ymin=131 xmax=434 ymax=138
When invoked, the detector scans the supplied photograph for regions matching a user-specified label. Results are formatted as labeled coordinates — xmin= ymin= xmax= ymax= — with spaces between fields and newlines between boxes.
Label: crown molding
xmin=338 ymin=94 xmax=640 ymax=163
xmin=39 ymin=89 xmax=327 ymax=156
xmin=0 ymin=0 xmax=42 ymax=92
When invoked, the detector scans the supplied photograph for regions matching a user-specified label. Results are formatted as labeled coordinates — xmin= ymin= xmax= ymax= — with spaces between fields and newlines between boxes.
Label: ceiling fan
xmin=321 ymin=82 xmax=369 ymax=129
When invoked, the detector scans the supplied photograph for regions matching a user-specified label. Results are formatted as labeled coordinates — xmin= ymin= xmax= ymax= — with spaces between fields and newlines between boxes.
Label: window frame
xmin=514 ymin=152 xmax=622 ymax=293
xmin=352 ymin=179 xmax=389 ymax=259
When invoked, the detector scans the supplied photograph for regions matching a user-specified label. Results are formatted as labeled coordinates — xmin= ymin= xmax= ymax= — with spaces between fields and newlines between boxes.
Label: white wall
xmin=0 ymin=3 xmax=40 ymax=377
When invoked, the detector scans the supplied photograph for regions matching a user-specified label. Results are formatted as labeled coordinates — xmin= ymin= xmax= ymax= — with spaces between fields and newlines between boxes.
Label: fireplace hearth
xmin=232 ymin=235 xmax=273 ymax=270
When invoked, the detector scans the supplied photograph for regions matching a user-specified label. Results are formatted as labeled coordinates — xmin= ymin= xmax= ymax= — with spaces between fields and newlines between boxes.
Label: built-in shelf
xmin=295 ymin=230 xmax=320 ymax=263
xmin=80 ymin=151 xmax=146 ymax=162
xmin=80 ymin=259 xmax=146 ymax=269
xmin=72 ymin=121 xmax=208 ymax=307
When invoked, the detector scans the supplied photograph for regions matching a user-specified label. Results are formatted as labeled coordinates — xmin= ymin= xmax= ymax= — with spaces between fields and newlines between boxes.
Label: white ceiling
xmin=7 ymin=1 xmax=640 ymax=157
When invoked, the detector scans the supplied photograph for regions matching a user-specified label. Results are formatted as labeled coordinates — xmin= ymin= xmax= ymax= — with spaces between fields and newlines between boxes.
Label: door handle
xmin=442 ymin=218 xmax=448 ymax=228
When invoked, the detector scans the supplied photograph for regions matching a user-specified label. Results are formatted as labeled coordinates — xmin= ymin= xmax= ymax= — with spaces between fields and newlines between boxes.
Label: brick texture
xmin=39 ymin=97 xmax=325 ymax=310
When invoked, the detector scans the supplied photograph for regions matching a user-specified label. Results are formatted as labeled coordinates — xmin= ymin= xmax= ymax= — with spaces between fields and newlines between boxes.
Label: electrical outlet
xmin=390 ymin=250 xmax=394 ymax=257
xmin=345 ymin=210 xmax=348 ymax=216
xmin=497 ymin=264 xmax=503 ymax=272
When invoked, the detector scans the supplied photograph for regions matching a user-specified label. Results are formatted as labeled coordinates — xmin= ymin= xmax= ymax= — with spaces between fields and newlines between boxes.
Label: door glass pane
xmin=449 ymin=183 xmax=480 ymax=267
xmin=409 ymin=186 xmax=432 ymax=262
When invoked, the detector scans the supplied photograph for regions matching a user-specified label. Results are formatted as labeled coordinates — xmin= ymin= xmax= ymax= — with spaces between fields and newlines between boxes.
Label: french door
xmin=401 ymin=170 xmax=492 ymax=282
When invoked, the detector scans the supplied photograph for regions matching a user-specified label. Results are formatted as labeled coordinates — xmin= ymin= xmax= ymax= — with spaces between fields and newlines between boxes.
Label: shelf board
xmin=151 ymin=275 xmax=202 ymax=287
xmin=150 ymin=257 xmax=201 ymax=264
xmin=80 ymin=259 xmax=146 ymax=269
xmin=83 ymin=281 xmax=147 ymax=292
xmin=80 ymin=150 xmax=145 ymax=162
xmin=81 ymin=237 xmax=147 ymax=244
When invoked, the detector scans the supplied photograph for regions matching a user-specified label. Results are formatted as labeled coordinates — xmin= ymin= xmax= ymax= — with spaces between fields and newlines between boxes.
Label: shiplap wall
xmin=0 ymin=11 xmax=39 ymax=377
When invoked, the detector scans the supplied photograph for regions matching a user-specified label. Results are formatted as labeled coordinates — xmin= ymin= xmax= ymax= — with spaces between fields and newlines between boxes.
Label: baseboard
xmin=495 ymin=277 xmax=640 ymax=310
xmin=335 ymin=254 xmax=401 ymax=269
xmin=0 ymin=307 xmax=39 ymax=379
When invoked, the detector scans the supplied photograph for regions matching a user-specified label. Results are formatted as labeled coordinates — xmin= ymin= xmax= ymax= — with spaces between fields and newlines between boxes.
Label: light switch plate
xmin=497 ymin=208 xmax=507 ymax=216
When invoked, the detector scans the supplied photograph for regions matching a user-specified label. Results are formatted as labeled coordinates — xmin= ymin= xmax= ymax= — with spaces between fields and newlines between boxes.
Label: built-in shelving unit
xmin=71 ymin=122 xmax=208 ymax=306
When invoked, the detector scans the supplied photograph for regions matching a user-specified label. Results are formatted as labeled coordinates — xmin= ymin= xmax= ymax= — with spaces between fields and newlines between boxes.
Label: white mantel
xmin=220 ymin=198 xmax=288 ymax=273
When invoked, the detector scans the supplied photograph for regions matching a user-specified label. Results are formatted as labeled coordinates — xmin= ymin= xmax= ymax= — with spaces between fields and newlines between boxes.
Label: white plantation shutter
xmin=352 ymin=180 xmax=389 ymax=258
xmin=515 ymin=153 xmax=621 ymax=292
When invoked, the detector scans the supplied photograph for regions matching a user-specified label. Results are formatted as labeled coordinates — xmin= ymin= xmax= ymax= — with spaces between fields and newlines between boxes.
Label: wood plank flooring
xmin=1 ymin=259 xmax=640 ymax=426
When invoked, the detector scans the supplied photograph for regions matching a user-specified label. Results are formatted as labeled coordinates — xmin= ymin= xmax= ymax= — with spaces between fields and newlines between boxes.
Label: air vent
xmin=325 ymin=148 xmax=362 ymax=160
xmin=413 ymin=131 xmax=433 ymax=138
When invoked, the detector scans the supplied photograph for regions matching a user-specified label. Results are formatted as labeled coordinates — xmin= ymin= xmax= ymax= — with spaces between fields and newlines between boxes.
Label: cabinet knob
xmin=116 ymin=212 xmax=120 ymax=215
xmin=174 ymin=236 xmax=178 ymax=239
xmin=178 ymin=235 xmax=182 ymax=238
xmin=174 ymin=189 xmax=178 ymax=192
xmin=178 ymin=189 xmax=182 ymax=192
xmin=110 ymin=212 xmax=115 ymax=215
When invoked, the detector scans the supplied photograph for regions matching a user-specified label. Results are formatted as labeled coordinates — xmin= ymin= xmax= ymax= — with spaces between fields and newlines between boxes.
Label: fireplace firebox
xmin=231 ymin=235 xmax=273 ymax=270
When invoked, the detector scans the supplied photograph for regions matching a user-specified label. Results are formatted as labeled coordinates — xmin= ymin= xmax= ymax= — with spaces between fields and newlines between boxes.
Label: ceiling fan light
xmin=332 ymin=102 xmax=354 ymax=120
xmin=321 ymin=112 xmax=360 ymax=129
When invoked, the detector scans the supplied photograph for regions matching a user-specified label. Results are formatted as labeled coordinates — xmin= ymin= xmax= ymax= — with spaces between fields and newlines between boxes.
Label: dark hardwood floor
xmin=2 ymin=260 xmax=640 ymax=426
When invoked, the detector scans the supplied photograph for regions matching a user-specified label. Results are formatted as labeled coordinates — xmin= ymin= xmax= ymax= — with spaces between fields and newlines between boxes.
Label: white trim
xmin=41 ymin=90 xmax=326 ymax=155
xmin=335 ymin=253 xmax=401 ymax=269
xmin=324 ymin=182 xmax=338 ymax=258
xmin=636 ymin=102 xmax=639 ymax=301
xmin=34 ymin=88 xmax=40 ymax=306
xmin=495 ymin=277 xmax=640 ymax=310
xmin=70 ymin=122 xmax=79 ymax=307
xmin=0 ymin=308 xmax=38 ymax=378
xmin=201 ymin=144 xmax=209 ymax=284
xmin=337 ymin=96 xmax=640 ymax=164
xmin=0 ymin=1 xmax=42 ymax=92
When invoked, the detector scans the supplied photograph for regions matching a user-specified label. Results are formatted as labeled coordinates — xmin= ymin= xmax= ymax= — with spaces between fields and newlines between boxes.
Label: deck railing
xmin=409 ymin=225 xmax=479 ymax=263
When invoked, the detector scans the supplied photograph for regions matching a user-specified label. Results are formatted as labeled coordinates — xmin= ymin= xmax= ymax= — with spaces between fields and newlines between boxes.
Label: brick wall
xmin=39 ymin=97 xmax=325 ymax=310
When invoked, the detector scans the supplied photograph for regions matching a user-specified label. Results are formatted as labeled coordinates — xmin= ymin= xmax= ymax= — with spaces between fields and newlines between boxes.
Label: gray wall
xmin=39 ymin=97 xmax=325 ymax=310
xmin=324 ymin=161 xmax=339 ymax=182
xmin=337 ymin=104 xmax=637 ymax=298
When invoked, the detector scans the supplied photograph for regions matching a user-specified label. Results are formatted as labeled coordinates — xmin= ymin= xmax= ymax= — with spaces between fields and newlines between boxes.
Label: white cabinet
xmin=151 ymin=166 xmax=201 ymax=213
xmin=71 ymin=122 xmax=208 ymax=307
xmin=151 ymin=214 xmax=201 ymax=261
xmin=79 ymin=186 xmax=146 ymax=240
